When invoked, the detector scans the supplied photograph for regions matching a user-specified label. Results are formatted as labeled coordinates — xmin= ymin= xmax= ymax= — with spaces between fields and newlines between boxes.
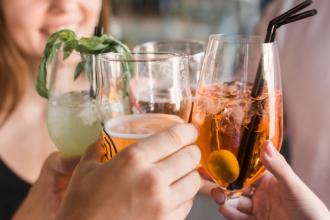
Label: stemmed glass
xmin=96 ymin=52 xmax=192 ymax=159
xmin=191 ymin=34 xmax=283 ymax=197
xmin=133 ymin=40 xmax=204 ymax=93
xmin=47 ymin=45 xmax=102 ymax=156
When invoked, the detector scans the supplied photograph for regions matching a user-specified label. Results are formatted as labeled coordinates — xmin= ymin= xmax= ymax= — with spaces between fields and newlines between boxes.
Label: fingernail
xmin=262 ymin=140 xmax=276 ymax=157
xmin=211 ymin=188 xmax=226 ymax=205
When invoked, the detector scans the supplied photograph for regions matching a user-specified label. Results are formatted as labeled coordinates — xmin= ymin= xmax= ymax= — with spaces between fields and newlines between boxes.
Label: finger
xmin=44 ymin=152 xmax=81 ymax=175
xmin=198 ymin=166 xmax=217 ymax=195
xmin=81 ymin=139 xmax=103 ymax=163
xmin=211 ymin=187 xmax=226 ymax=205
xmin=260 ymin=140 xmax=300 ymax=189
xmin=155 ymin=145 xmax=200 ymax=185
xmin=236 ymin=196 xmax=253 ymax=214
xmin=261 ymin=142 xmax=330 ymax=217
xmin=199 ymin=178 xmax=218 ymax=195
xmin=219 ymin=205 xmax=255 ymax=220
xmin=198 ymin=166 xmax=214 ymax=182
xmin=133 ymin=123 xmax=198 ymax=163
xmin=165 ymin=199 xmax=193 ymax=220
xmin=242 ymin=185 xmax=257 ymax=198
xmin=169 ymin=171 xmax=201 ymax=210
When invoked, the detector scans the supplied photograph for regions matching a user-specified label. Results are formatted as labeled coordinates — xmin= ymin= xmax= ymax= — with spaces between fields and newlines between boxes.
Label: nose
xmin=48 ymin=0 xmax=78 ymax=14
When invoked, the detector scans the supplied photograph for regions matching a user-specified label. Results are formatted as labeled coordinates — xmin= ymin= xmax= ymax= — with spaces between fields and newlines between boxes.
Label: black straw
xmin=270 ymin=9 xmax=317 ymax=42
xmin=94 ymin=26 xmax=104 ymax=37
xmin=228 ymin=0 xmax=317 ymax=190
xmin=265 ymin=0 xmax=312 ymax=42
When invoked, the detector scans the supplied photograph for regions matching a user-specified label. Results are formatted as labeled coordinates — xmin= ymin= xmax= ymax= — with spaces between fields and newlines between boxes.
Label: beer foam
xmin=105 ymin=114 xmax=184 ymax=139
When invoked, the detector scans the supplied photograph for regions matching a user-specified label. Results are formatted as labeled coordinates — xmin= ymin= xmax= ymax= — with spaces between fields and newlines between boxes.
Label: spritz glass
xmin=191 ymin=34 xmax=283 ymax=197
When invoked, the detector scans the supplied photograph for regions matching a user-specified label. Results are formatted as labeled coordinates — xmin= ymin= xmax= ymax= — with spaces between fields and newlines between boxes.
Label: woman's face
xmin=2 ymin=0 xmax=102 ymax=58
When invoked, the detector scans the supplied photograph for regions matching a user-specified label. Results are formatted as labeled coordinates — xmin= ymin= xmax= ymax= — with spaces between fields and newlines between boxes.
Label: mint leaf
xmin=36 ymin=29 xmax=76 ymax=98
xmin=36 ymin=29 xmax=132 ymax=99
xmin=76 ymin=37 xmax=108 ymax=54
xmin=63 ymin=39 xmax=78 ymax=59
xmin=74 ymin=61 xmax=85 ymax=80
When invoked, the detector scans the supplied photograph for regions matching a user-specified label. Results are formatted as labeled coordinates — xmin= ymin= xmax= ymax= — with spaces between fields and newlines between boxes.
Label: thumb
xmin=260 ymin=141 xmax=300 ymax=190
xmin=81 ymin=139 xmax=104 ymax=163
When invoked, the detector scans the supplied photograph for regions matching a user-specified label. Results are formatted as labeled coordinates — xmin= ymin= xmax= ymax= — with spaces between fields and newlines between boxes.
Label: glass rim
xmin=134 ymin=39 xmax=205 ymax=48
xmin=208 ymin=34 xmax=275 ymax=45
xmin=133 ymin=40 xmax=205 ymax=57
xmin=97 ymin=52 xmax=186 ymax=62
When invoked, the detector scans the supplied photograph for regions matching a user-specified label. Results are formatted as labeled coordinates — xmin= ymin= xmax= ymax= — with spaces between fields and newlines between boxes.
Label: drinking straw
xmin=265 ymin=0 xmax=312 ymax=43
xmin=94 ymin=26 xmax=104 ymax=37
xmin=228 ymin=0 xmax=317 ymax=190
xmin=270 ymin=9 xmax=317 ymax=42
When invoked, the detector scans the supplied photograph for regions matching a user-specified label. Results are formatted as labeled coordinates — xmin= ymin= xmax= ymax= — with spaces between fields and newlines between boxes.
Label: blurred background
xmin=107 ymin=1 xmax=272 ymax=219
xmin=109 ymin=0 xmax=270 ymax=46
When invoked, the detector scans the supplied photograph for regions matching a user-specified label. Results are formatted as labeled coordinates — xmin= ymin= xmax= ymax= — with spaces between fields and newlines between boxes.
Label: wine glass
xmin=47 ymin=45 xmax=102 ymax=156
xmin=191 ymin=34 xmax=283 ymax=197
xmin=133 ymin=40 xmax=205 ymax=94
xmin=96 ymin=52 xmax=192 ymax=160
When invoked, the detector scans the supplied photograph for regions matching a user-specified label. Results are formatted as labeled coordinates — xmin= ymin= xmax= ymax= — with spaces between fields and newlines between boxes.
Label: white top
xmin=259 ymin=0 xmax=330 ymax=207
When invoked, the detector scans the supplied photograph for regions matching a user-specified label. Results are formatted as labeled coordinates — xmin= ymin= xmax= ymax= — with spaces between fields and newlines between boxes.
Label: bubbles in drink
xmin=106 ymin=113 xmax=184 ymax=139
xmin=192 ymin=82 xmax=283 ymax=193
xmin=103 ymin=114 xmax=184 ymax=157
xmin=48 ymin=91 xmax=102 ymax=156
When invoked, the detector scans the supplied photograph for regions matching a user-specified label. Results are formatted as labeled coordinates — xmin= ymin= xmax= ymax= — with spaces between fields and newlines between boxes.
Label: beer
xmin=131 ymin=95 xmax=192 ymax=122
xmin=103 ymin=113 xmax=184 ymax=159
xmin=192 ymin=82 xmax=283 ymax=194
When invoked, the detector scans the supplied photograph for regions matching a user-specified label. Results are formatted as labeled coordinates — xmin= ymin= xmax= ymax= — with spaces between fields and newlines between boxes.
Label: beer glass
xmin=96 ymin=53 xmax=192 ymax=159
xmin=133 ymin=40 xmax=204 ymax=93
xmin=191 ymin=35 xmax=283 ymax=197
xmin=47 ymin=45 xmax=101 ymax=156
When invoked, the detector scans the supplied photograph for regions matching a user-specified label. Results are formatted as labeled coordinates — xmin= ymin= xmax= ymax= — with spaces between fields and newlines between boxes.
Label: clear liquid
xmin=48 ymin=91 xmax=102 ymax=156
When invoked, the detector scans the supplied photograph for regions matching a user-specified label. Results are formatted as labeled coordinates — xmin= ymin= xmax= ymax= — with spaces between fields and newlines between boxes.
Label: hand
xmin=57 ymin=124 xmax=201 ymax=220
xmin=198 ymin=166 xmax=218 ymax=196
xmin=13 ymin=153 xmax=80 ymax=220
xmin=211 ymin=141 xmax=330 ymax=220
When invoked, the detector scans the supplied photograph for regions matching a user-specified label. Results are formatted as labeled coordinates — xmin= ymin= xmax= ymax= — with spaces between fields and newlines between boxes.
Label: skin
xmin=12 ymin=153 xmax=81 ymax=220
xmin=13 ymin=124 xmax=201 ymax=220
xmin=2 ymin=0 xmax=101 ymax=59
xmin=13 ymin=124 xmax=202 ymax=220
xmin=0 ymin=0 xmax=102 ymax=183
xmin=56 ymin=124 xmax=201 ymax=220
xmin=211 ymin=141 xmax=330 ymax=220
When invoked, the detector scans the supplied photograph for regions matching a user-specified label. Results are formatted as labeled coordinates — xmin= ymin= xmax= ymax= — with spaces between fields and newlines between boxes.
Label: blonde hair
xmin=0 ymin=0 xmax=111 ymax=126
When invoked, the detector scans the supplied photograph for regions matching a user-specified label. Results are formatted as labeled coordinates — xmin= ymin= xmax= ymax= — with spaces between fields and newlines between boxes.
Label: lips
xmin=40 ymin=24 xmax=79 ymax=36
xmin=40 ymin=15 xmax=82 ymax=37
xmin=40 ymin=23 xmax=79 ymax=36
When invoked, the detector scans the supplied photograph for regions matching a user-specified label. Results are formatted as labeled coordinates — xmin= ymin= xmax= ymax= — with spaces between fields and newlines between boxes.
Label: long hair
xmin=0 ymin=0 xmax=111 ymax=126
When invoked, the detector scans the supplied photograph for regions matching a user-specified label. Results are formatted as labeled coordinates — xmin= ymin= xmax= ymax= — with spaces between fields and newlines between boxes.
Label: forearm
xmin=12 ymin=179 xmax=57 ymax=220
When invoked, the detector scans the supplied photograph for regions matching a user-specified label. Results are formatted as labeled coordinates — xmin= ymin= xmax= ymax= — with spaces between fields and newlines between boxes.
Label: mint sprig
xmin=36 ymin=29 xmax=132 ymax=99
